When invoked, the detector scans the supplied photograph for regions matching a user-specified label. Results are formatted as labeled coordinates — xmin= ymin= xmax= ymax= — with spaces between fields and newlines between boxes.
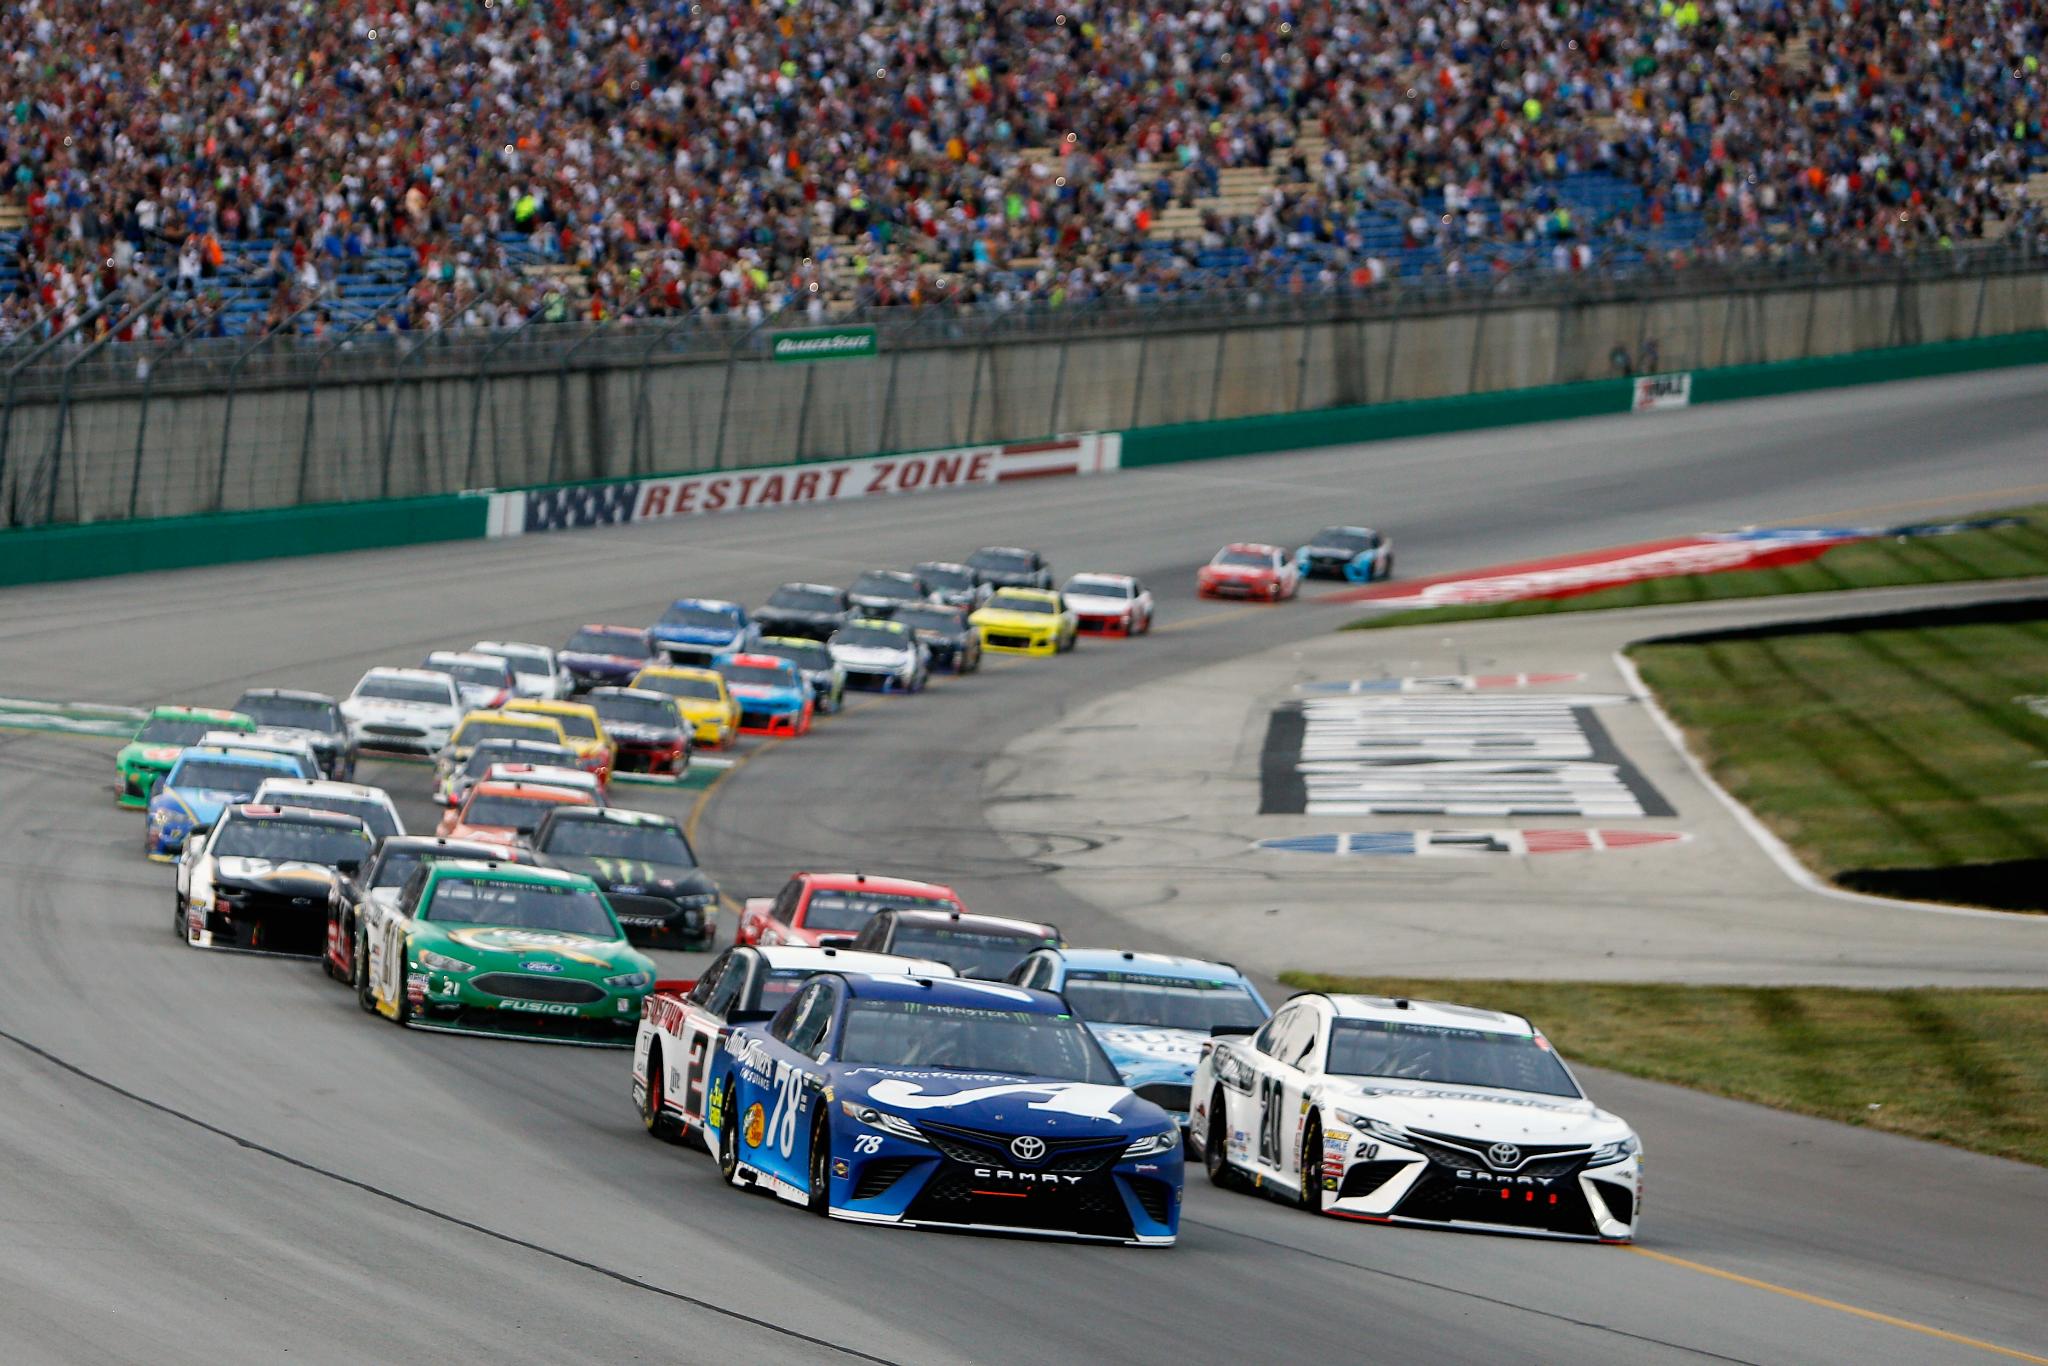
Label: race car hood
xmin=726 ymin=682 xmax=804 ymax=707
xmin=1087 ymin=1025 xmax=1208 ymax=1086
xmin=600 ymin=721 xmax=683 ymax=744
xmin=118 ymin=742 xmax=186 ymax=772
xmin=343 ymin=697 xmax=455 ymax=723
xmin=968 ymin=607 xmax=1058 ymax=630
xmin=830 ymin=644 xmax=913 ymax=669
xmin=540 ymin=853 xmax=711 ymax=899
xmin=213 ymin=857 xmax=345 ymax=897
xmin=421 ymin=923 xmax=649 ymax=978
xmin=836 ymin=1067 xmax=1157 ymax=1136
xmin=1321 ymin=1077 xmax=1627 ymax=1145
xmin=651 ymin=623 xmax=743 ymax=646
xmin=1062 ymin=592 xmax=1135 ymax=615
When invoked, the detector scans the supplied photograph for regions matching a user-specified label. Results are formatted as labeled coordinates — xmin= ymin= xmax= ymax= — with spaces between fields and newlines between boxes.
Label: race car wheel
xmin=718 ymin=1095 xmax=747 ymax=1189
xmin=172 ymin=891 xmax=187 ymax=940
xmin=355 ymin=928 xmax=376 ymax=1013
xmin=1299 ymin=1113 xmax=1328 ymax=1215
xmin=807 ymin=1110 xmax=832 ymax=1215
xmin=1204 ymin=1092 xmax=1247 ymax=1191
xmin=642 ymin=1046 xmax=683 ymax=1144
xmin=391 ymin=941 xmax=414 ymax=1027
xmin=1381 ymin=551 xmax=1395 ymax=581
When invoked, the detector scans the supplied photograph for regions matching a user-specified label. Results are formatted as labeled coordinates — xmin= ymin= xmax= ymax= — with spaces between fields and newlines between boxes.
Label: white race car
xmin=472 ymin=640 xmax=574 ymax=700
xmin=1190 ymin=993 xmax=1642 ymax=1241
xmin=175 ymin=802 xmax=375 ymax=954
xmin=421 ymin=650 xmax=518 ymax=712
xmin=1060 ymin=573 xmax=1155 ymax=637
xmin=254 ymin=777 xmax=406 ymax=842
xmin=340 ymin=667 xmax=464 ymax=754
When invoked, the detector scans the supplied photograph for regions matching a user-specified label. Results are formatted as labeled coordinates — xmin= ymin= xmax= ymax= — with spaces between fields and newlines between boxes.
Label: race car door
xmin=672 ymin=949 xmax=752 ymax=1132
xmin=731 ymin=979 xmax=837 ymax=1196
xmin=1241 ymin=1002 xmax=1322 ymax=1190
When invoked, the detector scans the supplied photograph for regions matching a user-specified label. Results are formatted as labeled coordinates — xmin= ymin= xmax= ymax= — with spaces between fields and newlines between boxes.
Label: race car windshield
xmin=834 ymin=626 xmax=909 ymax=650
xmin=719 ymin=664 xmax=795 ymax=689
xmin=478 ymin=647 xmax=549 ymax=677
xmin=989 ymin=595 xmax=1056 ymax=615
xmin=457 ymin=719 xmax=557 ymax=748
xmin=660 ymin=605 xmax=737 ymax=630
xmin=1062 ymin=973 xmax=1268 ymax=1032
xmin=356 ymin=678 xmax=454 ymax=705
xmin=422 ymin=878 xmax=616 ymax=937
xmin=803 ymin=891 xmax=961 ymax=932
xmin=767 ymin=587 xmax=844 ymax=613
xmin=838 ymin=1000 xmax=1120 ymax=1083
xmin=1063 ymin=578 xmax=1130 ymax=599
xmin=541 ymin=821 xmax=694 ymax=866
xmin=236 ymin=697 xmax=343 ymax=731
xmin=969 ymin=549 xmax=1036 ymax=574
xmin=760 ymin=642 xmax=830 ymax=671
xmin=1326 ymin=1020 xmax=1582 ymax=1098
xmin=643 ymin=674 xmax=723 ymax=701
xmin=1215 ymin=549 xmax=1274 ymax=568
xmin=167 ymin=760 xmax=272 ymax=793
xmin=566 ymin=630 xmax=650 ymax=658
xmin=463 ymin=742 xmax=577 ymax=776
xmin=918 ymin=564 xmax=975 ymax=590
xmin=889 ymin=607 xmax=964 ymax=634
xmin=269 ymin=795 xmax=399 ymax=842
xmin=211 ymin=817 xmax=372 ymax=867
xmin=438 ymin=661 xmax=511 ymax=687
xmin=374 ymin=846 xmax=520 ymax=888
xmin=533 ymin=711 xmax=597 ymax=740
xmin=592 ymin=696 xmax=677 ymax=728
xmin=886 ymin=926 xmax=1055 ymax=979
xmin=1312 ymin=529 xmax=1373 ymax=551
xmin=851 ymin=572 xmax=921 ymax=599
xmin=459 ymin=795 xmax=567 ymax=833
xmin=137 ymin=717 xmax=222 ymax=745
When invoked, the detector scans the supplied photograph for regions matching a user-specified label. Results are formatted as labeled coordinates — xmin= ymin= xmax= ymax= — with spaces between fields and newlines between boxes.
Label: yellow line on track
xmin=1626 ymin=1247 xmax=2048 ymax=1363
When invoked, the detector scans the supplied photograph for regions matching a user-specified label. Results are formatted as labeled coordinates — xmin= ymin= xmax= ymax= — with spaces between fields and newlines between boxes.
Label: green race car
xmin=357 ymin=858 xmax=655 ymax=1046
xmin=115 ymin=706 xmax=255 ymax=807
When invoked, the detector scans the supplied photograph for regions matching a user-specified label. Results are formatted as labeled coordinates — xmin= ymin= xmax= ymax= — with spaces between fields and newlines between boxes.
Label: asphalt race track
xmin=3 ymin=367 xmax=2047 ymax=1363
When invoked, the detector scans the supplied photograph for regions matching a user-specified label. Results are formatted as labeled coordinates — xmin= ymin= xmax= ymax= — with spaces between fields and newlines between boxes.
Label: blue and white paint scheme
xmin=144 ymin=749 xmax=306 ymax=860
xmin=1295 ymin=525 xmax=1394 ymax=582
xmin=650 ymin=598 xmax=758 ymax=665
xmin=1007 ymin=948 xmax=1272 ymax=1128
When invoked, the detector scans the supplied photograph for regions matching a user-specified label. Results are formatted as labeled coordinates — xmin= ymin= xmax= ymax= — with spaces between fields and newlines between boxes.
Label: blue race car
xmin=706 ymin=973 xmax=1183 ymax=1245
xmin=144 ymin=749 xmax=308 ymax=861
xmin=1294 ymin=525 xmax=1395 ymax=582
xmin=1007 ymin=949 xmax=1271 ymax=1129
xmin=651 ymin=598 xmax=757 ymax=667
xmin=711 ymin=651 xmax=815 ymax=736
xmin=560 ymin=624 xmax=656 ymax=691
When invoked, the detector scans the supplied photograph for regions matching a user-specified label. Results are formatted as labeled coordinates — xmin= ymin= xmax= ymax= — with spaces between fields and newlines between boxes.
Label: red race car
xmin=734 ymin=871 xmax=964 ymax=949
xmin=1196 ymin=542 xmax=1301 ymax=601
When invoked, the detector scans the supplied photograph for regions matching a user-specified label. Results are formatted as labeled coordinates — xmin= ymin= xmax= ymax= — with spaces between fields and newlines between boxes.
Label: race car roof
xmin=666 ymin=597 xmax=744 ymax=614
xmin=754 ymin=945 xmax=956 ymax=977
xmin=473 ymin=639 xmax=554 ymax=658
xmin=546 ymin=805 xmax=673 ymax=827
xmin=716 ymin=652 xmax=798 ymax=672
xmin=887 ymin=907 xmax=1057 ymax=937
xmin=426 ymin=858 xmax=590 ymax=888
xmin=174 ymin=749 xmax=302 ymax=773
xmin=358 ymin=666 xmax=453 ymax=684
xmin=840 ymin=974 xmax=1059 ymax=1011
xmin=424 ymin=650 xmax=513 ymax=672
xmin=801 ymin=871 xmax=958 ymax=898
xmin=466 ymin=780 xmax=594 ymax=803
xmin=1063 ymin=573 xmax=1137 ymax=589
xmin=378 ymin=835 xmax=525 ymax=857
xmin=1055 ymin=948 xmax=1247 ymax=982
xmin=1220 ymin=542 xmax=1285 ymax=556
xmin=255 ymin=777 xmax=391 ymax=802
xmin=587 ymin=686 xmax=677 ymax=704
xmin=236 ymin=688 xmax=337 ymax=704
xmin=228 ymin=803 xmax=369 ymax=830
xmin=1318 ymin=993 xmax=1535 ymax=1036
xmin=571 ymin=624 xmax=648 ymax=638
xmin=984 ymin=587 xmax=1060 ymax=604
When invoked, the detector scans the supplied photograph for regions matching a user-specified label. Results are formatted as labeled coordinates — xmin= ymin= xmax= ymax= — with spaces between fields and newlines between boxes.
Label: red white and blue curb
xmin=1255 ymin=829 xmax=1689 ymax=857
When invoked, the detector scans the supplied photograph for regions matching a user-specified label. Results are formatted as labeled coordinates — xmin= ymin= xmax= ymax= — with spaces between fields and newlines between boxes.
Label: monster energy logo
xmin=592 ymin=857 xmax=661 ymax=884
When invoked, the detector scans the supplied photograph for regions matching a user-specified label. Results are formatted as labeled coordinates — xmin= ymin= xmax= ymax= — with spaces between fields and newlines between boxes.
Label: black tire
xmin=355 ymin=927 xmax=377 ymax=1013
xmin=391 ymin=939 xmax=413 ymax=1027
xmin=807 ymin=1110 xmax=833 ymax=1215
xmin=1204 ymin=1093 xmax=1247 ymax=1191
xmin=1381 ymin=551 xmax=1395 ymax=581
xmin=718 ymin=1089 xmax=747 ymax=1188
xmin=1299 ymin=1113 xmax=1327 ymax=1214
xmin=173 ymin=889 xmax=185 ymax=939
xmin=642 ymin=1045 xmax=683 ymax=1143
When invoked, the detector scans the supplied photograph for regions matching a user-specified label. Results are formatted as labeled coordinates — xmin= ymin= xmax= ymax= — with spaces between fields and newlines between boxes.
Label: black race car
xmin=530 ymin=807 xmax=719 ymax=948
xmin=966 ymin=545 xmax=1053 ymax=590
xmin=754 ymin=582 xmax=855 ymax=641
xmin=846 ymin=907 xmax=1062 ymax=980
xmin=915 ymin=560 xmax=991 ymax=608
xmin=1295 ymin=525 xmax=1395 ymax=582
xmin=847 ymin=569 xmax=932 ymax=618
xmin=587 ymin=687 xmax=692 ymax=776
xmin=888 ymin=602 xmax=983 ymax=674
xmin=232 ymin=688 xmax=358 ymax=781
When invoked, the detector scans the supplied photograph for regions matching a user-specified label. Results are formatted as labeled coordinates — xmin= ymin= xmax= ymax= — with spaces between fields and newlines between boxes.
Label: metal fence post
xmin=462 ymin=313 xmax=538 ymax=488
xmin=41 ymin=291 xmax=167 ymax=524
xmin=1127 ymin=329 xmax=1151 ymax=428
xmin=711 ymin=301 xmax=790 ymax=471
xmin=213 ymin=298 xmax=322 ymax=512
xmin=1046 ymin=337 xmax=1070 ymax=434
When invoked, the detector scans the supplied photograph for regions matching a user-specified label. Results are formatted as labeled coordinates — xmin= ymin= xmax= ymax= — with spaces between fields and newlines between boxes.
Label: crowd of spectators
xmin=2 ymin=0 xmax=2043 ymax=342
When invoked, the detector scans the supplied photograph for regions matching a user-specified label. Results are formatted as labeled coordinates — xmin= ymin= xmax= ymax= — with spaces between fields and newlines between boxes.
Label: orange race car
xmin=434 ymin=779 xmax=598 ymax=851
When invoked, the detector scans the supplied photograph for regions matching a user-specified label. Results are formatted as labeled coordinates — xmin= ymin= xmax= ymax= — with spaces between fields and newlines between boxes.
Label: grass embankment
xmin=1347 ymin=503 xmax=2048 ymax=631
xmin=1280 ymin=974 xmax=2048 ymax=1167
xmin=1629 ymin=602 xmax=2048 ymax=909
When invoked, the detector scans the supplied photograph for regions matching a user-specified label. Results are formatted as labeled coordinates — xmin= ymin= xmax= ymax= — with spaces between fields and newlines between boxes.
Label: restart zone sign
xmin=488 ymin=435 xmax=1121 ymax=536
xmin=770 ymin=327 xmax=877 ymax=362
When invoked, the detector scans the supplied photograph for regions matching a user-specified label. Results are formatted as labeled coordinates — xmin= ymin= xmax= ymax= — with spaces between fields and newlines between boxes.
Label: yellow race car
xmin=630 ymin=665 xmax=740 ymax=748
xmin=969 ymin=587 xmax=1079 ymax=657
xmin=434 ymin=708 xmax=572 ymax=803
xmin=502 ymin=698 xmax=614 ymax=782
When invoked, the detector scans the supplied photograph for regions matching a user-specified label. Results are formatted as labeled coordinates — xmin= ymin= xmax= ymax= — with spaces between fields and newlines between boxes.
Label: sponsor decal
xmin=1332 ymin=519 xmax=2026 ymax=609
xmin=503 ymin=1000 xmax=579 ymax=1015
xmin=744 ymin=1102 xmax=767 ymax=1149
xmin=832 ymin=1158 xmax=850 ymax=1178
xmin=522 ymin=960 xmax=564 ymax=974
xmin=861 ymin=1079 xmax=1131 ymax=1123
xmin=1256 ymin=829 xmax=1689 ymax=856
xmin=770 ymin=326 xmax=878 ymax=362
xmin=1631 ymin=372 xmax=1692 ymax=412
xmin=486 ymin=437 xmax=1120 ymax=537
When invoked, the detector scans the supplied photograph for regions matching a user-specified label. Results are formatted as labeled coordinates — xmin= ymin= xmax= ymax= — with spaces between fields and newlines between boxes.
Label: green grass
xmin=1629 ymin=610 xmax=2048 ymax=899
xmin=1347 ymin=504 xmax=2048 ymax=630
xmin=1279 ymin=975 xmax=2048 ymax=1166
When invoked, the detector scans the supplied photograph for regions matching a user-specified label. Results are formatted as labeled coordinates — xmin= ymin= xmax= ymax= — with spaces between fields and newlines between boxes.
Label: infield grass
xmin=1279 ymin=975 xmax=2048 ymax=1167
xmin=1628 ymin=606 xmax=2048 ymax=908
xmin=1347 ymin=504 xmax=2048 ymax=631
